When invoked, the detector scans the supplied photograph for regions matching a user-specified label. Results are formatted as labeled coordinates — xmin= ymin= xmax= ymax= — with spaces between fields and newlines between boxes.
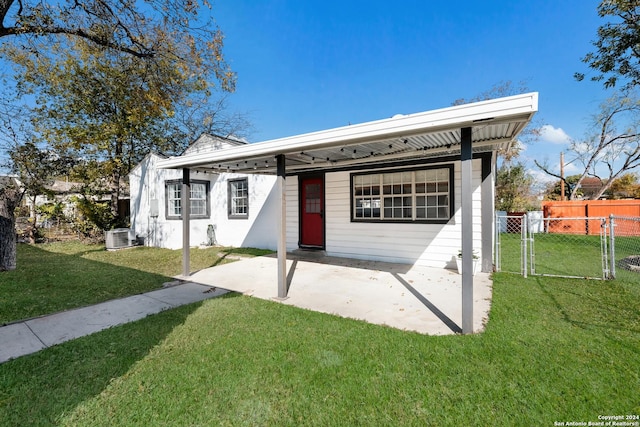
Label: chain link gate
xmin=495 ymin=213 xmax=610 ymax=279
xmin=528 ymin=216 xmax=609 ymax=279
xmin=609 ymin=215 xmax=640 ymax=282
xmin=495 ymin=213 xmax=528 ymax=276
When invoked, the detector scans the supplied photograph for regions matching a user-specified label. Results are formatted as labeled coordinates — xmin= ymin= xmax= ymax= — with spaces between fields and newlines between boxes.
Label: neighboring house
xmin=25 ymin=179 xmax=130 ymax=224
xmin=25 ymin=180 xmax=82 ymax=223
xmin=129 ymin=134 xmax=279 ymax=249
xmin=133 ymin=94 xmax=539 ymax=274
xmin=577 ymin=177 xmax=605 ymax=199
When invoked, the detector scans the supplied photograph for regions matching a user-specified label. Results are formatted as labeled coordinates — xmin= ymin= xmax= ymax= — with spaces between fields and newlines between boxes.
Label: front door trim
xmin=298 ymin=173 xmax=325 ymax=249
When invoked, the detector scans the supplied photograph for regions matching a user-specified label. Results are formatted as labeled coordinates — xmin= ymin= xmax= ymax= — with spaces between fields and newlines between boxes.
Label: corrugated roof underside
xmin=190 ymin=120 xmax=527 ymax=174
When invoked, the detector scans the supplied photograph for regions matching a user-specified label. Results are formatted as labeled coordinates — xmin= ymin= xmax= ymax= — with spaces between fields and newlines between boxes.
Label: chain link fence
xmin=495 ymin=213 xmax=640 ymax=282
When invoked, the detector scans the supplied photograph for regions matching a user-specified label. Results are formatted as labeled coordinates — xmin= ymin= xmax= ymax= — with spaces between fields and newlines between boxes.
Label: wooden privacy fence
xmin=542 ymin=200 xmax=640 ymax=236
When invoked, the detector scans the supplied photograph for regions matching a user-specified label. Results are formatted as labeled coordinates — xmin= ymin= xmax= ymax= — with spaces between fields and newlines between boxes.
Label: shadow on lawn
xmin=533 ymin=276 xmax=640 ymax=335
xmin=0 ymin=244 xmax=175 ymax=324
xmin=0 ymin=294 xmax=240 ymax=426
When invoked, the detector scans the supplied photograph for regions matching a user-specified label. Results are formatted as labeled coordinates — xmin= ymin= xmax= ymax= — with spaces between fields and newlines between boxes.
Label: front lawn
xmin=1 ymin=271 xmax=638 ymax=425
xmin=0 ymin=242 xmax=272 ymax=324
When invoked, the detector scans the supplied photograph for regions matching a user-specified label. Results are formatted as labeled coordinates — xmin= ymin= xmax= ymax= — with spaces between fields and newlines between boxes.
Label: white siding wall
xmin=129 ymin=154 xmax=278 ymax=250
xmin=210 ymin=173 xmax=279 ymax=249
xmin=131 ymin=156 xmax=485 ymax=265
xmin=320 ymin=159 xmax=483 ymax=268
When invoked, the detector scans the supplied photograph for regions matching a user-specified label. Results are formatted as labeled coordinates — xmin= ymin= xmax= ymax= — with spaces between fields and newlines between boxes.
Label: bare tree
xmin=536 ymin=91 xmax=640 ymax=200
xmin=452 ymin=80 xmax=542 ymax=163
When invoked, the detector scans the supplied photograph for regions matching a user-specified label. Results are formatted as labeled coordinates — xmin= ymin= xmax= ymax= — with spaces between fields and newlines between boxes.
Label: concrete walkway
xmin=0 ymin=283 xmax=227 ymax=364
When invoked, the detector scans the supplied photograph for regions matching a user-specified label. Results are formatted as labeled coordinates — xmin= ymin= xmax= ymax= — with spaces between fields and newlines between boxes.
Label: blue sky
xmin=211 ymin=0 xmax=611 ymax=183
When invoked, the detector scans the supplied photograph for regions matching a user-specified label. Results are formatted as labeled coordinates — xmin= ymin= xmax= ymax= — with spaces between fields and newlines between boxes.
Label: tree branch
xmin=533 ymin=159 xmax=576 ymax=197
xmin=0 ymin=24 xmax=155 ymax=58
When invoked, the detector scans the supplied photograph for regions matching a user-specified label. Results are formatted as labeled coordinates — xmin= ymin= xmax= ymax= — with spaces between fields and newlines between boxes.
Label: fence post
xmin=601 ymin=217 xmax=609 ymax=280
xmin=522 ymin=213 xmax=528 ymax=278
xmin=494 ymin=214 xmax=500 ymax=272
xmin=609 ymin=214 xmax=616 ymax=279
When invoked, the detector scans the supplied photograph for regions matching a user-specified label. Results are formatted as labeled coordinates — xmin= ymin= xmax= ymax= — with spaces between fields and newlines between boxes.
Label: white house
xmin=131 ymin=131 xmax=491 ymax=268
xmin=132 ymin=93 xmax=538 ymax=333
xmin=129 ymin=134 xmax=279 ymax=250
xmin=133 ymin=94 xmax=539 ymax=268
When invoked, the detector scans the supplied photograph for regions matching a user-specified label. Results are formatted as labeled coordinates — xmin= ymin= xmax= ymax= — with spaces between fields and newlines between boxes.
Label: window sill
xmin=167 ymin=216 xmax=211 ymax=221
xmin=350 ymin=218 xmax=451 ymax=225
xmin=228 ymin=215 xmax=249 ymax=220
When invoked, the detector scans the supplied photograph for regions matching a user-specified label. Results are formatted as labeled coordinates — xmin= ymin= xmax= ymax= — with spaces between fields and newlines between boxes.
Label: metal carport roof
xmin=158 ymin=92 xmax=538 ymax=175
xmin=159 ymin=92 xmax=538 ymax=334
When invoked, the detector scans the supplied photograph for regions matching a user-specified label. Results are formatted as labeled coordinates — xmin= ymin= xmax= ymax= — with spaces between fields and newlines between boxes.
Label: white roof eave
xmin=158 ymin=92 xmax=538 ymax=170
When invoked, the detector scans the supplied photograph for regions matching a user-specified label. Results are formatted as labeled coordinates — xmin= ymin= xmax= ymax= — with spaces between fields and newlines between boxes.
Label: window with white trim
xmin=228 ymin=178 xmax=249 ymax=218
xmin=352 ymin=166 xmax=452 ymax=222
xmin=165 ymin=180 xmax=210 ymax=220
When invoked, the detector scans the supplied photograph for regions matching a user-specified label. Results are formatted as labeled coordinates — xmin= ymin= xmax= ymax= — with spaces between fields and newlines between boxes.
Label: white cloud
xmin=528 ymin=168 xmax=556 ymax=185
xmin=517 ymin=140 xmax=528 ymax=152
xmin=539 ymin=125 xmax=571 ymax=144
xmin=563 ymin=162 xmax=580 ymax=173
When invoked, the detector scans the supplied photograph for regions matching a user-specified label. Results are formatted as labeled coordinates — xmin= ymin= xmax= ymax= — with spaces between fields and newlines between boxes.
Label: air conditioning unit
xmin=105 ymin=228 xmax=132 ymax=250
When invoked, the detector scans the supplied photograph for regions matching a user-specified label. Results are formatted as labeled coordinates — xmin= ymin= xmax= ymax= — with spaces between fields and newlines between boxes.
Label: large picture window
xmin=165 ymin=180 xmax=210 ymax=220
xmin=228 ymin=178 xmax=249 ymax=219
xmin=352 ymin=166 xmax=453 ymax=223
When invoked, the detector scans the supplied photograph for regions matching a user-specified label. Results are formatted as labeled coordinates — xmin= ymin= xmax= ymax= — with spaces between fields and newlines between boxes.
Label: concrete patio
xmin=186 ymin=253 xmax=493 ymax=335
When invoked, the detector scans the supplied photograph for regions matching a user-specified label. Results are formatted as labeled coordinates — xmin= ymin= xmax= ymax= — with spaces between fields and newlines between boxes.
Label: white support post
xmin=182 ymin=168 xmax=190 ymax=277
xmin=461 ymin=127 xmax=473 ymax=334
xmin=276 ymin=155 xmax=288 ymax=299
xmin=480 ymin=154 xmax=493 ymax=273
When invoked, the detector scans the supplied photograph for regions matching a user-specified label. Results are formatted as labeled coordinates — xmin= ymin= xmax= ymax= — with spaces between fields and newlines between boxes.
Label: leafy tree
xmin=543 ymin=175 xmax=584 ymax=201
xmin=0 ymin=0 xmax=236 ymax=270
xmin=10 ymin=38 xmax=189 ymax=218
xmin=536 ymin=91 xmax=640 ymax=200
xmin=575 ymin=0 xmax=640 ymax=89
xmin=0 ymin=0 xmax=235 ymax=82
xmin=496 ymin=162 xmax=539 ymax=212
xmin=608 ymin=172 xmax=640 ymax=198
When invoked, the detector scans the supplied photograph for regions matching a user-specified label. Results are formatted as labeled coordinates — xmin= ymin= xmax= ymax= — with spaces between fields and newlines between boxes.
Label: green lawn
xmin=530 ymin=233 xmax=605 ymax=278
xmin=498 ymin=232 xmax=606 ymax=277
xmin=612 ymin=236 xmax=640 ymax=282
xmin=0 ymin=242 xmax=272 ymax=324
xmin=0 ymin=254 xmax=638 ymax=424
xmin=497 ymin=231 xmax=640 ymax=282
xmin=495 ymin=232 xmax=523 ymax=274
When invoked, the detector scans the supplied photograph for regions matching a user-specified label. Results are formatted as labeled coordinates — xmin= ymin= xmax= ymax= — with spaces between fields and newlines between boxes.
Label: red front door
xmin=300 ymin=177 xmax=324 ymax=247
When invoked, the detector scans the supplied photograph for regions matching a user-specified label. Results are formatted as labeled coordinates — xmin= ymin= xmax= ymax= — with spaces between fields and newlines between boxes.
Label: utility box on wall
xmin=149 ymin=199 xmax=159 ymax=217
